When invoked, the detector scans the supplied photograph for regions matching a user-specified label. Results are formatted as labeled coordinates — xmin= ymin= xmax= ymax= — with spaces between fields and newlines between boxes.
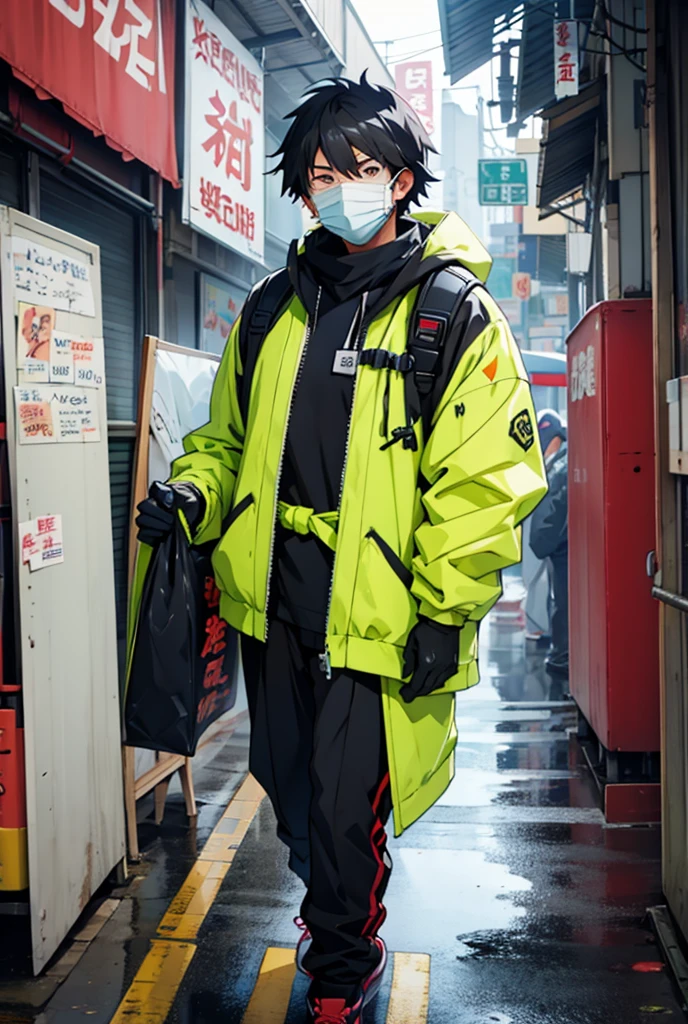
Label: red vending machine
xmin=567 ymin=300 xmax=659 ymax=775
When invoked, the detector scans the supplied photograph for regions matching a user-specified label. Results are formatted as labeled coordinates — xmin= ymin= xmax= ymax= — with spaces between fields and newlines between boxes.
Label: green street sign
xmin=478 ymin=159 xmax=528 ymax=206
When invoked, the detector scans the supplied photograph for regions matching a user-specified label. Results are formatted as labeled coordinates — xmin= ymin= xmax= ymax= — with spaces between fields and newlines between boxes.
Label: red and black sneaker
xmin=306 ymin=937 xmax=387 ymax=1023
xmin=295 ymin=916 xmax=313 ymax=977
xmin=308 ymin=995 xmax=363 ymax=1024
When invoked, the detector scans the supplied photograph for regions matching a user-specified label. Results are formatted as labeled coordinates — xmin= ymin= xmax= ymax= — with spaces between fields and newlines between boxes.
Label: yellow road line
xmin=156 ymin=774 xmax=264 ymax=940
xmin=385 ymin=952 xmax=430 ymax=1023
xmin=109 ymin=940 xmax=196 ymax=1024
xmin=156 ymin=860 xmax=230 ymax=940
xmin=240 ymin=947 xmax=297 ymax=1024
xmin=107 ymin=774 xmax=265 ymax=1023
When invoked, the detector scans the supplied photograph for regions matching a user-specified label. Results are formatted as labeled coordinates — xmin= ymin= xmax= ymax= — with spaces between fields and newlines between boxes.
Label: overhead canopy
xmin=516 ymin=0 xmax=596 ymax=120
xmin=224 ymin=0 xmax=345 ymax=98
xmin=439 ymin=0 xmax=597 ymax=91
xmin=537 ymin=80 xmax=602 ymax=209
xmin=438 ymin=0 xmax=518 ymax=83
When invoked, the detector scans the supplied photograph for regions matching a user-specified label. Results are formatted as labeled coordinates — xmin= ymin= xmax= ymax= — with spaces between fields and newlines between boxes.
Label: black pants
xmin=242 ymin=619 xmax=392 ymax=987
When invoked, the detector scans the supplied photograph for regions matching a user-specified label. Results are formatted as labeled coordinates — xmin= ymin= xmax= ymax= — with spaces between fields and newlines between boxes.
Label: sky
xmin=349 ymin=0 xmax=534 ymax=156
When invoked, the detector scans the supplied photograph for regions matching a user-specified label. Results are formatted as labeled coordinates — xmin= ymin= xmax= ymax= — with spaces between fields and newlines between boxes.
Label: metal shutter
xmin=0 ymin=147 xmax=20 ymax=209
xmin=538 ymin=236 xmax=568 ymax=285
xmin=108 ymin=438 xmax=135 ymax=661
xmin=39 ymin=174 xmax=139 ymax=421
xmin=39 ymin=173 xmax=140 ymax=648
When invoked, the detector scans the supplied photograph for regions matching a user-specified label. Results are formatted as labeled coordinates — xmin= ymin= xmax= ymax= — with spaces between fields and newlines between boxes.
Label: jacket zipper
xmin=319 ymin=300 xmax=369 ymax=680
xmin=263 ymin=288 xmax=322 ymax=642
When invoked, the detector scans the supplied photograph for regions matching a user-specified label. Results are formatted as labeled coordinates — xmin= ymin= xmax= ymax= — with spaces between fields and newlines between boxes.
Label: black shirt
xmin=272 ymin=222 xmax=425 ymax=647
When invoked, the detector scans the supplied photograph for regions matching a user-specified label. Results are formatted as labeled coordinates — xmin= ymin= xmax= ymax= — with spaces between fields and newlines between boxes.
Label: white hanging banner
xmin=554 ymin=20 xmax=580 ymax=100
xmin=182 ymin=0 xmax=265 ymax=263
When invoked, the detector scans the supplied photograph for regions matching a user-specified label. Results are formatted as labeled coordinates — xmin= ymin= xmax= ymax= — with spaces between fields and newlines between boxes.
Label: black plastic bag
xmin=125 ymin=518 xmax=238 ymax=756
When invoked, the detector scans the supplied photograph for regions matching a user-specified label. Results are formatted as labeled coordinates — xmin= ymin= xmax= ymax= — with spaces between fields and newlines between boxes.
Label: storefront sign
xmin=512 ymin=272 xmax=532 ymax=302
xmin=0 ymin=0 xmax=178 ymax=184
xmin=554 ymin=20 xmax=580 ymax=100
xmin=183 ymin=0 xmax=265 ymax=263
xmin=394 ymin=61 xmax=434 ymax=135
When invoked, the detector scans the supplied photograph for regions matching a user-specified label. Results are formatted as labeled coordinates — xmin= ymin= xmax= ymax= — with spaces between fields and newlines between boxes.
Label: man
xmin=136 ymin=74 xmax=547 ymax=1024
xmin=530 ymin=410 xmax=569 ymax=678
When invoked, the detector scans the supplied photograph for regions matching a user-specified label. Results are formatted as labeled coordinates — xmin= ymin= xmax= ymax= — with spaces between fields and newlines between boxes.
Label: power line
xmin=373 ymin=29 xmax=441 ymax=45
xmin=386 ymin=43 xmax=445 ymax=65
xmin=587 ymin=28 xmax=647 ymax=72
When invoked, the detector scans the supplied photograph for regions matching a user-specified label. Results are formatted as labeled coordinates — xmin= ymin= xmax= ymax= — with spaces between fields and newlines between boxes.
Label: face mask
xmin=313 ymin=172 xmax=402 ymax=246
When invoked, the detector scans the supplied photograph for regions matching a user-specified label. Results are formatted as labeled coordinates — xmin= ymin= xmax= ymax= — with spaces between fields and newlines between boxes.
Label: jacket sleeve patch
xmin=483 ymin=356 xmax=499 ymax=381
xmin=509 ymin=409 xmax=535 ymax=451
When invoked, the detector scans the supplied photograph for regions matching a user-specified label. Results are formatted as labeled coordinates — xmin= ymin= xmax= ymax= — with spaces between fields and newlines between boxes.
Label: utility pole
xmin=374 ymin=40 xmax=394 ymax=64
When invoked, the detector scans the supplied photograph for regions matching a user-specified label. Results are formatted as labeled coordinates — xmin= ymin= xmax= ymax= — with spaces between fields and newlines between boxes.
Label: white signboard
xmin=149 ymin=346 xmax=220 ymax=484
xmin=183 ymin=0 xmax=265 ymax=263
xmin=11 ymin=235 xmax=95 ymax=316
xmin=1 ymin=207 xmax=124 ymax=974
xmin=554 ymin=20 xmax=580 ymax=100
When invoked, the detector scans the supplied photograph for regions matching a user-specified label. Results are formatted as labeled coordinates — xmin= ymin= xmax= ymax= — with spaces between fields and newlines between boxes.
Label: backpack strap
xmin=239 ymin=268 xmax=293 ymax=424
xmin=408 ymin=264 xmax=483 ymax=439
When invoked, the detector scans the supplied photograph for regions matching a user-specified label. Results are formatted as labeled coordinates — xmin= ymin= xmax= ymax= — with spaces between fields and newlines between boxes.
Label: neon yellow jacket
xmin=170 ymin=211 xmax=547 ymax=833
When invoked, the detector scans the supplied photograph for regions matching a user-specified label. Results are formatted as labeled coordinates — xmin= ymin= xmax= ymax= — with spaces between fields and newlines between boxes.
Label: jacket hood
xmin=364 ymin=210 xmax=493 ymax=320
xmin=411 ymin=211 xmax=493 ymax=283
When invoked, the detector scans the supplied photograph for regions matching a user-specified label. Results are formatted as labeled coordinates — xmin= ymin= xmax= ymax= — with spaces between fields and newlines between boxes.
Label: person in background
xmin=530 ymin=409 xmax=569 ymax=678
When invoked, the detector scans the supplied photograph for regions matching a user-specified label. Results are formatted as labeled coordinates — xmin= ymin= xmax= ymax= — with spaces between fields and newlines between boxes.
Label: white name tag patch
xmin=332 ymin=350 xmax=359 ymax=376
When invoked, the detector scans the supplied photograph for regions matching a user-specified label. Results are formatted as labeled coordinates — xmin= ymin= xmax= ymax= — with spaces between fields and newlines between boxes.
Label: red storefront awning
xmin=0 ymin=0 xmax=179 ymax=185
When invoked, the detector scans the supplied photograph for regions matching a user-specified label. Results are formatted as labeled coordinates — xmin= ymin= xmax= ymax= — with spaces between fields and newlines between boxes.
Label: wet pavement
xmin=1 ymin=619 xmax=685 ymax=1023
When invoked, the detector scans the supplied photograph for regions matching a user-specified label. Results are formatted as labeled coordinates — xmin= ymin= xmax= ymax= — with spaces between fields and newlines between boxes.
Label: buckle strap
xmin=379 ymin=425 xmax=418 ymax=452
xmin=359 ymin=349 xmax=415 ymax=373
xmin=278 ymin=502 xmax=339 ymax=552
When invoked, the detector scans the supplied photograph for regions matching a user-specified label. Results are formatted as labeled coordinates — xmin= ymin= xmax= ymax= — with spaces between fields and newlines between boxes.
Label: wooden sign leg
xmin=180 ymin=758 xmax=197 ymax=818
xmin=154 ymin=774 xmax=172 ymax=825
xmin=123 ymin=745 xmax=140 ymax=861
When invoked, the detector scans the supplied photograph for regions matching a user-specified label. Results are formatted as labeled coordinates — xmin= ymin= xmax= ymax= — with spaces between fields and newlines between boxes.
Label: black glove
xmin=400 ymin=617 xmax=460 ymax=703
xmin=135 ymin=481 xmax=205 ymax=547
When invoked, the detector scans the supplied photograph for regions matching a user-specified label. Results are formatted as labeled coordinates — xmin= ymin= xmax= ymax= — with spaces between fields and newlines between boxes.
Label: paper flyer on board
xmin=12 ymin=235 xmax=95 ymax=317
xmin=15 ymin=386 xmax=101 ymax=444
xmin=19 ymin=515 xmax=64 ymax=571
xmin=49 ymin=386 xmax=100 ymax=442
xmin=50 ymin=333 xmax=76 ymax=385
xmin=16 ymin=302 xmax=54 ymax=383
xmin=15 ymin=390 xmax=56 ymax=444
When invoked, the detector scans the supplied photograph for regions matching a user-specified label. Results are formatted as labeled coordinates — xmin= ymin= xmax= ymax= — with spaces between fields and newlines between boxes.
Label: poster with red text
xmin=183 ymin=0 xmax=265 ymax=263
xmin=554 ymin=20 xmax=580 ymax=100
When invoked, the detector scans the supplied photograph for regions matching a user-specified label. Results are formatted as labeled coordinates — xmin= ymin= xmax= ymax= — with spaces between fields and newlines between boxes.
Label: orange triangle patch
xmin=483 ymin=357 xmax=498 ymax=382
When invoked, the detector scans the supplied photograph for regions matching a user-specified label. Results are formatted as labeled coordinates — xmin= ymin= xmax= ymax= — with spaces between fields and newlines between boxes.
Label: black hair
xmin=269 ymin=71 xmax=438 ymax=214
